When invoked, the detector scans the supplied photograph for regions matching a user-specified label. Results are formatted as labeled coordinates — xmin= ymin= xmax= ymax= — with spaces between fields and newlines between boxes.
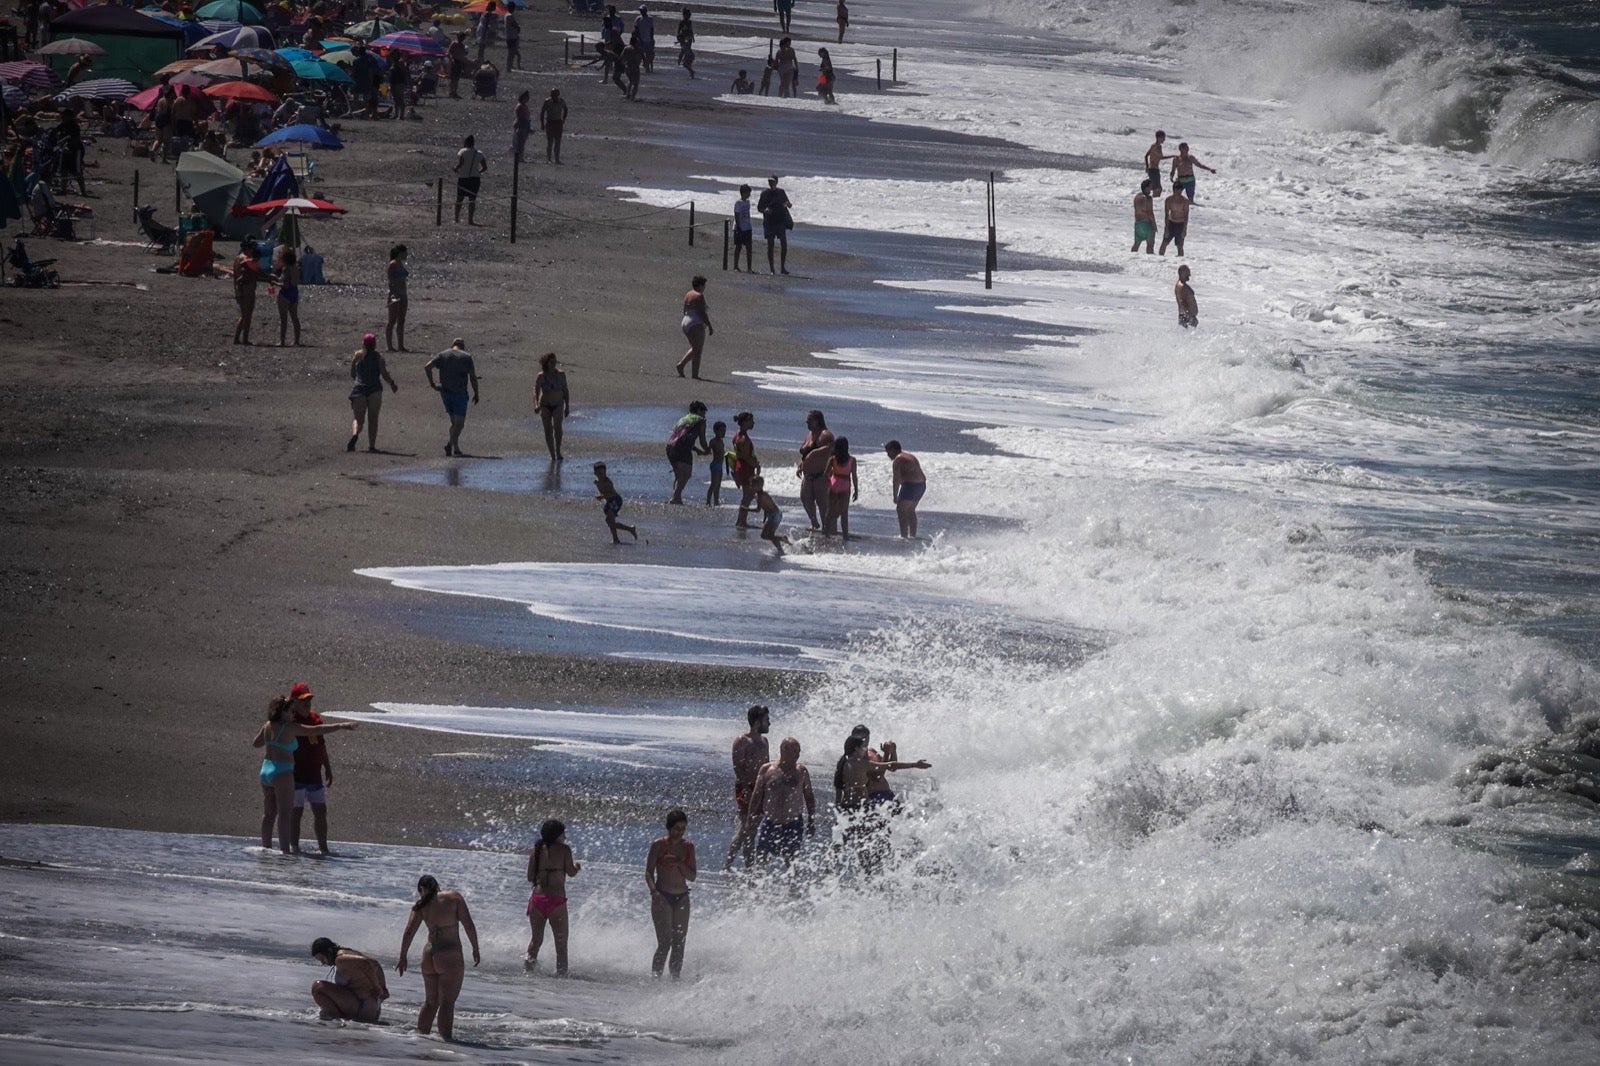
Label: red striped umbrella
xmin=370 ymin=30 xmax=445 ymax=56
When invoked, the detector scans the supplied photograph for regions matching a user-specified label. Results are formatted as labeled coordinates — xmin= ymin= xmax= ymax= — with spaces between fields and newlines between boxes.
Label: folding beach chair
xmin=135 ymin=204 xmax=179 ymax=254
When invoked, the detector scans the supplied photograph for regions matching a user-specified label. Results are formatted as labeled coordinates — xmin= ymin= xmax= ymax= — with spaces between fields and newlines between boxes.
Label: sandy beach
xmin=0 ymin=3 xmax=923 ymax=844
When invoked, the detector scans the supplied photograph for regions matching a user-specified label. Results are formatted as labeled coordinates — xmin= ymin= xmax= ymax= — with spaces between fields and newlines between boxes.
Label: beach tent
xmin=176 ymin=151 xmax=262 ymax=240
xmin=46 ymin=7 xmax=186 ymax=85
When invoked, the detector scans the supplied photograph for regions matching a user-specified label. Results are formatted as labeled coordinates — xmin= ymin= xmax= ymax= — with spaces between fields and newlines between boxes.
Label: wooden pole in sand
xmin=510 ymin=152 xmax=520 ymax=244
xmin=436 ymin=177 xmax=443 ymax=226
xmin=985 ymin=170 xmax=997 ymax=290
xmin=722 ymin=219 xmax=729 ymax=270
xmin=688 ymin=200 xmax=695 ymax=246
xmin=893 ymin=49 xmax=898 ymax=83
xmin=876 ymin=58 xmax=881 ymax=90
xmin=133 ymin=169 xmax=139 ymax=209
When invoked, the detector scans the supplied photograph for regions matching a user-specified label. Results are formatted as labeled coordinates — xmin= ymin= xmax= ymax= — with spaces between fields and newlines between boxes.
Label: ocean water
xmin=8 ymin=0 xmax=1600 ymax=1062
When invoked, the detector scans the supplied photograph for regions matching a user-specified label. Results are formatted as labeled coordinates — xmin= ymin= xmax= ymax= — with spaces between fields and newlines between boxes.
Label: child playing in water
xmin=526 ymin=818 xmax=581 ymax=975
xmin=752 ymin=475 xmax=789 ymax=556
xmin=822 ymin=436 xmax=859 ymax=538
xmin=706 ymin=420 xmax=727 ymax=505
xmin=593 ymin=462 xmax=638 ymax=543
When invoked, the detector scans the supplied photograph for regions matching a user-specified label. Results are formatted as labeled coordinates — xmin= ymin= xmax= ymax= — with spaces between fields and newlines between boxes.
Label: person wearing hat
xmin=288 ymin=683 xmax=338 ymax=855
xmin=254 ymin=693 xmax=358 ymax=854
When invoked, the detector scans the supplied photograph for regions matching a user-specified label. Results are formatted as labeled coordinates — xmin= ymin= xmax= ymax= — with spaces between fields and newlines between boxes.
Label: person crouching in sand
xmin=752 ymin=475 xmax=789 ymax=555
xmin=526 ymin=818 xmax=582 ymax=975
xmin=594 ymin=462 xmax=638 ymax=543
xmin=310 ymin=938 xmax=389 ymax=1023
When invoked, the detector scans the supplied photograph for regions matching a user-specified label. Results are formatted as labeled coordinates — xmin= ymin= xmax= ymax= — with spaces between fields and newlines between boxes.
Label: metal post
xmin=510 ymin=153 xmax=520 ymax=243
xmin=133 ymin=169 xmax=139 ymax=209
xmin=985 ymin=170 xmax=996 ymax=290
xmin=436 ymin=176 xmax=443 ymax=226
xmin=564 ymin=37 xmax=569 ymax=65
xmin=876 ymin=58 xmax=881 ymax=91
xmin=893 ymin=48 xmax=898 ymax=83
xmin=688 ymin=200 xmax=695 ymax=246
xmin=722 ymin=219 xmax=729 ymax=271
xmin=174 ymin=172 xmax=180 ymax=215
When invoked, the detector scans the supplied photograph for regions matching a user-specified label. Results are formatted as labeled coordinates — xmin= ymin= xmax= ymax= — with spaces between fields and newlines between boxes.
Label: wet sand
xmin=0 ymin=3 xmax=1035 ymax=846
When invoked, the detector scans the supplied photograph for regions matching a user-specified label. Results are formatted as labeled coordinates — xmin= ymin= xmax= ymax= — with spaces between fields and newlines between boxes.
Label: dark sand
xmin=0 ymin=4 xmax=1027 ymax=847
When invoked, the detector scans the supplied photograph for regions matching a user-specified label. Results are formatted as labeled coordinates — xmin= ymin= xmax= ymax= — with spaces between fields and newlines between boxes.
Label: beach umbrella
xmin=345 ymin=17 xmax=410 ymax=40
xmin=195 ymin=1 xmax=265 ymax=25
xmin=177 ymin=150 xmax=263 ymax=238
xmin=319 ymin=37 xmax=358 ymax=49
xmin=37 ymin=38 xmax=107 ymax=56
xmin=459 ymin=0 xmax=522 ymax=11
xmin=320 ymin=49 xmax=386 ymax=72
xmin=54 ymin=78 xmax=139 ymax=102
xmin=255 ymin=124 xmax=343 ymax=149
xmin=0 ymin=61 xmax=62 ymax=92
xmin=126 ymin=84 xmax=163 ymax=111
xmin=291 ymin=59 xmax=353 ymax=84
xmin=188 ymin=26 xmax=275 ymax=53
xmin=275 ymin=47 xmax=318 ymax=63
xmin=192 ymin=56 xmax=276 ymax=81
xmin=251 ymin=155 xmax=299 ymax=204
xmin=155 ymin=58 xmax=212 ymax=76
xmin=231 ymin=47 xmax=292 ymax=71
xmin=1 ymin=82 xmax=26 ymax=110
xmin=239 ymin=196 xmax=346 ymax=217
xmin=370 ymin=30 xmax=444 ymax=56
xmin=204 ymin=79 xmax=278 ymax=103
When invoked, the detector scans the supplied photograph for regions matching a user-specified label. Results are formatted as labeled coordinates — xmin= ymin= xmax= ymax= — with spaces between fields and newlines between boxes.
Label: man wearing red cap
xmin=289 ymin=683 xmax=337 ymax=855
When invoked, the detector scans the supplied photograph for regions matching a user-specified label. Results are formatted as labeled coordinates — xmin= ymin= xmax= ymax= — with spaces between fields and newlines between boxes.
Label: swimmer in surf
xmin=526 ymin=819 xmax=582 ymax=974
xmin=397 ymin=874 xmax=480 ymax=1041
xmin=645 ymin=808 xmax=697 ymax=978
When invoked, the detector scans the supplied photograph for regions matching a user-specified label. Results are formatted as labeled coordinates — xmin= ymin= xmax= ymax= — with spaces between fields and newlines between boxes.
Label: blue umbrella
xmin=275 ymin=47 xmax=318 ymax=63
xmin=189 ymin=26 xmax=275 ymax=53
xmin=256 ymin=124 xmax=344 ymax=150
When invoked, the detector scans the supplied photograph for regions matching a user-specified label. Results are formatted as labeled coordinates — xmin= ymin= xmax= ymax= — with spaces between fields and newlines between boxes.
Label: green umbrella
xmin=195 ymin=1 xmax=265 ymax=25
xmin=176 ymin=150 xmax=263 ymax=240
xmin=345 ymin=17 xmax=411 ymax=40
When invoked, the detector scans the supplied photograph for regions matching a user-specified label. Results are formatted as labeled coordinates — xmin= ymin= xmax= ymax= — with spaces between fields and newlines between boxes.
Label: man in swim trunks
xmin=311 ymin=937 xmax=389 ymax=1022
xmin=748 ymin=736 xmax=815 ymax=870
xmin=724 ymin=704 xmax=771 ymax=870
xmin=1169 ymin=141 xmax=1216 ymax=203
xmin=1144 ymin=130 xmax=1167 ymax=196
xmin=1159 ymin=187 xmax=1190 ymax=257
xmin=289 ymin=682 xmax=336 ymax=855
xmin=884 ymin=440 xmax=926 ymax=539
xmin=1175 ymin=265 xmax=1199 ymax=329
xmin=425 ymin=337 xmax=480 ymax=457
xmin=1132 ymin=179 xmax=1156 ymax=254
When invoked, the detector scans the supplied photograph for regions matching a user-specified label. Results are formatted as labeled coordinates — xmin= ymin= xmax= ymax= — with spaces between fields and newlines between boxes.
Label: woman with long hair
xmin=822 ymin=435 xmax=859 ymax=537
xmin=532 ymin=352 xmax=570 ymax=462
xmin=525 ymin=819 xmax=581 ymax=974
xmin=644 ymin=809 xmax=697 ymax=979
xmin=310 ymin=937 xmax=389 ymax=1022
xmin=397 ymin=874 xmax=480 ymax=1041
xmin=385 ymin=245 xmax=410 ymax=352
xmin=348 ymin=332 xmax=398 ymax=452
xmin=275 ymin=246 xmax=302 ymax=347
xmin=253 ymin=695 xmax=358 ymax=853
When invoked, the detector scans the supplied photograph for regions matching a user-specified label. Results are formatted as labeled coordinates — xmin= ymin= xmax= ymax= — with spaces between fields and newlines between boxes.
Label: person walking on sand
xmin=288 ymin=683 xmax=338 ymax=855
xmin=1132 ymin=179 xmax=1156 ymax=254
xmin=776 ymin=0 xmax=793 ymax=34
xmin=645 ymin=809 xmax=697 ymax=979
xmin=884 ymin=440 xmax=926 ymax=538
xmin=253 ymin=694 xmax=358 ymax=855
xmin=666 ymin=400 xmax=710 ymax=504
xmin=232 ymin=239 xmax=262 ymax=345
xmin=775 ymin=36 xmax=798 ymax=98
xmin=706 ymin=420 xmax=728 ymax=505
xmin=448 ymin=33 xmax=470 ymax=99
xmin=504 ymin=8 xmax=522 ymax=70
xmin=731 ymin=411 xmax=761 ymax=527
xmin=732 ymin=184 xmax=754 ymax=271
xmin=757 ymin=176 xmax=794 ymax=275
xmin=349 ymin=332 xmax=398 ymax=453
xmin=750 ymin=736 xmax=816 ymax=870
xmin=274 ymin=246 xmax=303 ymax=347
xmin=817 ymin=48 xmax=836 ymax=104
xmin=385 ymin=245 xmax=410 ymax=352
xmin=1144 ymin=130 xmax=1167 ymax=196
xmin=534 ymin=351 xmax=570 ymax=461
xmin=513 ymin=91 xmax=532 ymax=164
xmin=540 ymin=89 xmax=568 ymax=164
xmin=796 ymin=408 xmax=834 ymax=529
xmin=675 ymin=8 xmax=694 ymax=76
xmin=525 ymin=819 xmax=581 ymax=974
xmin=310 ymin=938 xmax=389 ymax=1023
xmin=425 ymin=338 xmax=480 ymax=457
xmin=822 ymin=436 xmax=859 ymax=537
xmin=593 ymin=462 xmax=639 ymax=543
xmin=635 ymin=6 xmax=656 ymax=72
xmin=1170 ymin=141 xmax=1216 ymax=202
xmin=397 ymin=875 xmax=480 ymax=1043
xmin=1175 ymin=265 xmax=1199 ymax=329
xmin=1159 ymin=186 xmax=1190 ymax=257
xmin=837 ymin=0 xmax=849 ymax=43
xmin=754 ymin=476 xmax=790 ymax=555
xmin=452 ymin=135 xmax=487 ymax=225
xmin=723 ymin=703 xmax=771 ymax=870
xmin=676 ymin=275 xmax=714 ymax=378
xmin=622 ymin=32 xmax=644 ymax=100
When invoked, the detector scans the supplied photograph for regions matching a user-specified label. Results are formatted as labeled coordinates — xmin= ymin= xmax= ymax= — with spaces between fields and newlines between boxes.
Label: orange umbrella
xmin=203 ymin=79 xmax=279 ymax=103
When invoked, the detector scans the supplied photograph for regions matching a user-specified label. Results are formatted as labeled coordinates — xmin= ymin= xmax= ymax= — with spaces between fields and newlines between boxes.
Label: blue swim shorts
xmin=895 ymin=482 xmax=926 ymax=504
xmin=440 ymin=390 xmax=470 ymax=418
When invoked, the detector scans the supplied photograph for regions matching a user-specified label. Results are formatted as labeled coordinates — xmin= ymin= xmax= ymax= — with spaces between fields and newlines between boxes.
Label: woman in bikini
xmin=525 ymin=818 xmax=582 ymax=974
xmin=532 ymin=352 xmax=570 ymax=462
xmin=253 ymin=695 xmax=358 ymax=854
xmin=397 ymin=874 xmax=480 ymax=1041
xmin=644 ymin=808 xmax=697 ymax=979
xmin=796 ymin=409 xmax=834 ymax=530
xmin=385 ymin=245 xmax=410 ymax=352
xmin=275 ymin=247 xmax=302 ymax=347
xmin=310 ymin=937 xmax=389 ymax=1022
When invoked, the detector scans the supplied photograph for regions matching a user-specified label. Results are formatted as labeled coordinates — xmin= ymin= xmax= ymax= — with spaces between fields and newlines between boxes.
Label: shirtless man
xmin=836 ymin=734 xmax=930 ymax=875
xmin=645 ymin=809 xmax=697 ymax=979
xmin=526 ymin=818 xmax=582 ymax=974
xmin=797 ymin=409 xmax=835 ymax=529
xmin=1169 ymin=141 xmax=1217 ymax=203
xmin=1159 ymin=188 xmax=1190 ymax=257
xmin=885 ymin=439 xmax=926 ymax=538
xmin=1144 ymin=130 xmax=1167 ymax=196
xmin=723 ymin=704 xmax=771 ymax=870
xmin=1131 ymin=180 xmax=1156 ymax=254
xmin=1175 ymin=265 xmax=1198 ymax=329
xmin=311 ymin=938 xmax=389 ymax=1023
xmin=748 ymin=737 xmax=816 ymax=869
